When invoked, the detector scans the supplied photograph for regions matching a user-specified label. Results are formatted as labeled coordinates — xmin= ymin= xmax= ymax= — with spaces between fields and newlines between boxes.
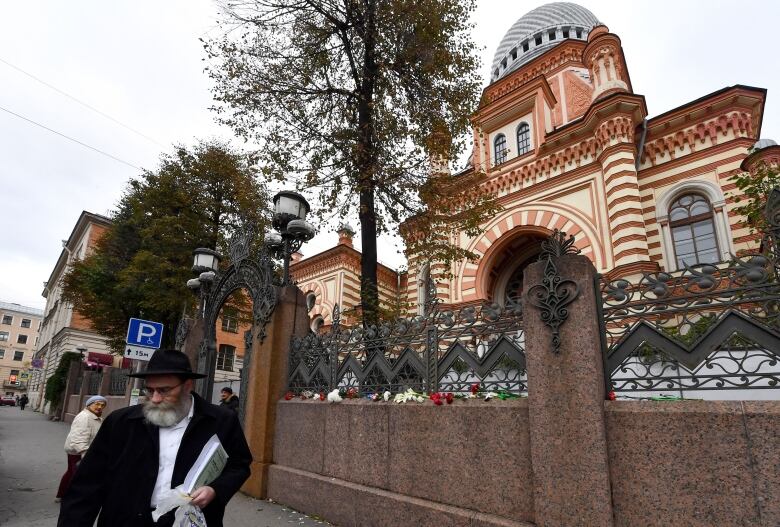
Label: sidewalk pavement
xmin=0 ymin=406 xmax=330 ymax=527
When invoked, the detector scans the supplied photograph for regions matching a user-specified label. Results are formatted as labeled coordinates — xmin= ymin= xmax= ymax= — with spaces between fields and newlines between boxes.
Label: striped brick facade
xmin=400 ymin=21 xmax=767 ymax=311
xmin=292 ymin=9 xmax=770 ymax=320
xmin=290 ymin=231 xmax=401 ymax=329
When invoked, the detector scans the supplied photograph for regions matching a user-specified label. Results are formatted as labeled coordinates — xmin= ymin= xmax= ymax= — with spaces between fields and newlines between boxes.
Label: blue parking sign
xmin=126 ymin=318 xmax=164 ymax=349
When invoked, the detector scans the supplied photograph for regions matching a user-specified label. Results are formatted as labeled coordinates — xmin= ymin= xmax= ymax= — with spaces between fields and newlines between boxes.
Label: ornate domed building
xmin=292 ymin=2 xmax=771 ymax=324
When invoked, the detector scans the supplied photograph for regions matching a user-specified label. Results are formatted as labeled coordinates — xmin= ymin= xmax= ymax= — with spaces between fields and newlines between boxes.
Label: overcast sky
xmin=1 ymin=0 xmax=778 ymax=309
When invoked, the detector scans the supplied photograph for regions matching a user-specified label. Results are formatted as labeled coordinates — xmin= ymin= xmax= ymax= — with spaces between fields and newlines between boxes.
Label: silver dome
xmin=491 ymin=2 xmax=601 ymax=83
xmin=753 ymin=138 xmax=778 ymax=150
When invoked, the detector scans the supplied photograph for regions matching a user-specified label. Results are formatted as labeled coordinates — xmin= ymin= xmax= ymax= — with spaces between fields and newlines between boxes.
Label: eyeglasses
xmin=143 ymin=382 xmax=184 ymax=397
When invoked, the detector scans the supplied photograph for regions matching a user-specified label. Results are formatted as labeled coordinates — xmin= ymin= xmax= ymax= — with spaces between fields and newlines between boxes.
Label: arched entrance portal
xmin=483 ymin=230 xmax=547 ymax=304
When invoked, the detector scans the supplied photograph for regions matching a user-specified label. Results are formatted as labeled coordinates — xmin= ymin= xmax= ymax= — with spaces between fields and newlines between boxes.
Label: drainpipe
xmin=635 ymin=118 xmax=648 ymax=170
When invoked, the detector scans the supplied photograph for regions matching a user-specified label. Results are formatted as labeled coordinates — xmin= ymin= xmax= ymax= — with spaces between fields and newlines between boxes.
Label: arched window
xmin=417 ymin=263 xmax=432 ymax=316
xmin=516 ymin=123 xmax=530 ymax=155
xmin=494 ymin=134 xmax=507 ymax=165
xmin=669 ymin=193 xmax=720 ymax=268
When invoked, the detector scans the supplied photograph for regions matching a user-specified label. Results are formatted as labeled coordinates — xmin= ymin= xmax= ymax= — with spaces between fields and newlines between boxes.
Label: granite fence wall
xmin=262 ymin=254 xmax=780 ymax=526
xmin=268 ymin=398 xmax=780 ymax=527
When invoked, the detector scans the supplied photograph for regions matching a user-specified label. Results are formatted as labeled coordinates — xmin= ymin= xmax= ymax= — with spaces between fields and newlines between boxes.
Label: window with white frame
xmin=1 ymin=315 xmax=11 ymax=325
xmin=0 ymin=349 xmax=4 ymax=359
xmin=13 ymin=351 xmax=23 ymax=361
xmin=417 ymin=263 xmax=432 ymax=316
xmin=494 ymin=134 xmax=507 ymax=165
xmin=21 ymin=319 xmax=31 ymax=328
xmin=656 ymin=181 xmax=732 ymax=271
xmin=217 ymin=344 xmax=235 ymax=371
xmin=16 ymin=335 xmax=27 ymax=345
xmin=516 ymin=123 xmax=531 ymax=155
xmin=0 ymin=331 xmax=8 ymax=342
xmin=221 ymin=309 xmax=238 ymax=333
xmin=669 ymin=194 xmax=720 ymax=268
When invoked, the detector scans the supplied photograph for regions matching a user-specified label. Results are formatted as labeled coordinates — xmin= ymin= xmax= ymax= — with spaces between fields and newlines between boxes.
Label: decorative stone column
xmin=583 ymin=25 xmax=630 ymax=102
xmin=595 ymin=117 xmax=654 ymax=276
xmin=523 ymin=233 xmax=613 ymax=527
xmin=240 ymin=285 xmax=309 ymax=498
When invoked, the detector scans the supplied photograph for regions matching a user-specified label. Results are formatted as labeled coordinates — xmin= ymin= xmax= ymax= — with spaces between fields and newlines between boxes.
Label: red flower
xmin=445 ymin=393 xmax=454 ymax=404
xmin=319 ymin=392 xmax=326 ymax=401
xmin=607 ymin=390 xmax=616 ymax=401
xmin=347 ymin=387 xmax=358 ymax=399
xmin=433 ymin=397 xmax=443 ymax=405
xmin=284 ymin=392 xmax=294 ymax=401
xmin=430 ymin=392 xmax=443 ymax=405
xmin=470 ymin=383 xmax=480 ymax=395
xmin=300 ymin=394 xmax=307 ymax=400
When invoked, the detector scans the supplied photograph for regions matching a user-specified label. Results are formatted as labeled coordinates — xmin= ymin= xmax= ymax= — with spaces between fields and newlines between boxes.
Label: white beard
xmin=143 ymin=395 xmax=190 ymax=427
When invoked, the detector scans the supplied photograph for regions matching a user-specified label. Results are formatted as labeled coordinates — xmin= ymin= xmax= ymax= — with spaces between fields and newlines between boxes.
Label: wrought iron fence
xmin=599 ymin=190 xmax=780 ymax=397
xmin=87 ymin=372 xmax=102 ymax=395
xmin=109 ymin=368 xmax=130 ymax=395
xmin=288 ymin=299 xmax=526 ymax=396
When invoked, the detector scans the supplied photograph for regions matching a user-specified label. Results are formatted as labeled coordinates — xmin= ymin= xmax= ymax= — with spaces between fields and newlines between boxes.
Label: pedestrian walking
xmin=18 ymin=393 xmax=28 ymax=410
xmin=219 ymin=386 xmax=239 ymax=412
xmin=56 ymin=395 xmax=106 ymax=501
xmin=57 ymin=349 xmax=252 ymax=527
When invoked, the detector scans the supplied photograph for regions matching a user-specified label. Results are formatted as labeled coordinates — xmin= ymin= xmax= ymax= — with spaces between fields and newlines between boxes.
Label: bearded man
xmin=57 ymin=349 xmax=252 ymax=527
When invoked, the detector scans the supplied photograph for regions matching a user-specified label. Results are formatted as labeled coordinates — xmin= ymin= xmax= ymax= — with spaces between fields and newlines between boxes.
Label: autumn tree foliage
xmin=732 ymin=160 xmax=780 ymax=232
xmin=62 ymin=141 xmax=269 ymax=351
xmin=205 ymin=0 xmax=497 ymax=323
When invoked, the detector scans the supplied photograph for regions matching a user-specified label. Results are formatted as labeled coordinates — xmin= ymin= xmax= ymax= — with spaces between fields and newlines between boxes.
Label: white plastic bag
xmin=152 ymin=486 xmax=207 ymax=527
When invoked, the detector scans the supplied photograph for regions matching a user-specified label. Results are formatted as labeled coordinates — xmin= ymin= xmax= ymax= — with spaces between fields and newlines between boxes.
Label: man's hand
xmin=189 ymin=486 xmax=216 ymax=508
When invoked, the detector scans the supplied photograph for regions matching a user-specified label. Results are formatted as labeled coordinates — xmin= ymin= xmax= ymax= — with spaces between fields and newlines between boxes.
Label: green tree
xmin=44 ymin=351 xmax=81 ymax=414
xmin=204 ymin=0 xmax=497 ymax=323
xmin=62 ymin=140 xmax=269 ymax=351
xmin=731 ymin=160 xmax=780 ymax=232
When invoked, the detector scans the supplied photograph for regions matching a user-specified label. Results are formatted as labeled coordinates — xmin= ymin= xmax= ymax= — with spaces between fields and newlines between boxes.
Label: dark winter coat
xmin=219 ymin=394 xmax=239 ymax=412
xmin=57 ymin=392 xmax=252 ymax=527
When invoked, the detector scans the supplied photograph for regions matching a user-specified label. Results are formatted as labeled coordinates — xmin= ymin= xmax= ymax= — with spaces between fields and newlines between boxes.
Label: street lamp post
xmin=266 ymin=191 xmax=315 ymax=285
xmin=185 ymin=190 xmax=315 ymax=401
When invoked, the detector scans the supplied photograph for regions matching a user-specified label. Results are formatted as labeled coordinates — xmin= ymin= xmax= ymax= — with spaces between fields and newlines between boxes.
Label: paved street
xmin=0 ymin=407 xmax=330 ymax=527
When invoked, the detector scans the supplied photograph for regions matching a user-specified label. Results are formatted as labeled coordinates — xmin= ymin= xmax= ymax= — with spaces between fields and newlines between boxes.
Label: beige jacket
xmin=64 ymin=408 xmax=102 ymax=455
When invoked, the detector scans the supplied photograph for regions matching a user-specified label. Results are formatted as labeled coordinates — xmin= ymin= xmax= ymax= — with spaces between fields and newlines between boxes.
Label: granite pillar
xmin=522 ymin=254 xmax=613 ymax=526
xmin=241 ymin=285 xmax=309 ymax=498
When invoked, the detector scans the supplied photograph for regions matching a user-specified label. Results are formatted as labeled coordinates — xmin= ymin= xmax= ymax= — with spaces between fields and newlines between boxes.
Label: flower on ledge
xmin=284 ymin=391 xmax=295 ymax=401
xmin=327 ymin=389 xmax=343 ymax=403
xmin=393 ymin=388 xmax=425 ymax=403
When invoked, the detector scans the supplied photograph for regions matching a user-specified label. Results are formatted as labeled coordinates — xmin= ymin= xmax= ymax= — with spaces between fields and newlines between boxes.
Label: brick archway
xmin=458 ymin=207 xmax=600 ymax=303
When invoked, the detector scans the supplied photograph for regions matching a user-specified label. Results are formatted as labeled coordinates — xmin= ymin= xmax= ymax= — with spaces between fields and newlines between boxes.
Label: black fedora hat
xmin=127 ymin=349 xmax=206 ymax=379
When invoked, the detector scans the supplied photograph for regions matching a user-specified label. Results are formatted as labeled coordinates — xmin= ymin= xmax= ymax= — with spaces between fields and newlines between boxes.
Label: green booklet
xmin=183 ymin=434 xmax=228 ymax=495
